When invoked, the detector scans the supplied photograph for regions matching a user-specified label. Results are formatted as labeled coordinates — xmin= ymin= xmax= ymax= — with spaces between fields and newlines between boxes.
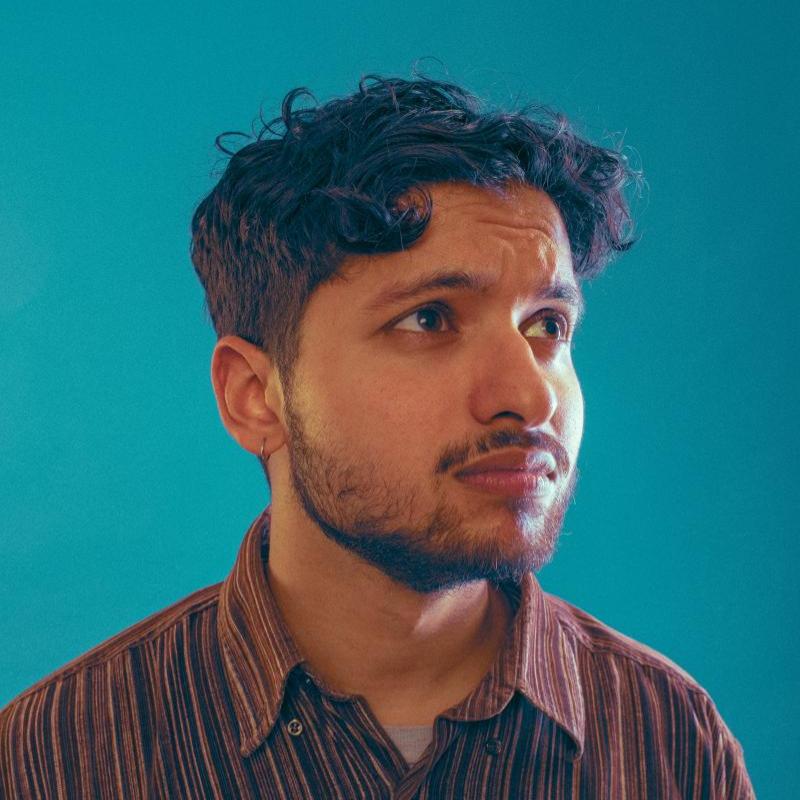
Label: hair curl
xmin=190 ymin=73 xmax=642 ymax=394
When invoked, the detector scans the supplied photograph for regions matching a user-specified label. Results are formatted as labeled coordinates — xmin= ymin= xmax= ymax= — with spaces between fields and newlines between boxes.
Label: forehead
xmin=418 ymin=181 xmax=568 ymax=242
xmin=339 ymin=181 xmax=573 ymax=290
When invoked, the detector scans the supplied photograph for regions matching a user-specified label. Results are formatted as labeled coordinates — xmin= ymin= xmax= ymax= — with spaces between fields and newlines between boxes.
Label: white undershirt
xmin=382 ymin=724 xmax=434 ymax=766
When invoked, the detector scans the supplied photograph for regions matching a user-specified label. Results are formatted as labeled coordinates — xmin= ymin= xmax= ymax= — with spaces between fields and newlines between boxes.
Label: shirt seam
xmin=564 ymin=624 xmax=712 ymax=698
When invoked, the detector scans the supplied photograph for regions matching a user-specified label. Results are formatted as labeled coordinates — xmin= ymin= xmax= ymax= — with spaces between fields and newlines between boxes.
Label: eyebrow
xmin=364 ymin=267 xmax=586 ymax=325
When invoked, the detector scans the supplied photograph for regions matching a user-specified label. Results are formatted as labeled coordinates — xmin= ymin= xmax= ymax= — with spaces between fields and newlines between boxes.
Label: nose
xmin=469 ymin=334 xmax=560 ymax=429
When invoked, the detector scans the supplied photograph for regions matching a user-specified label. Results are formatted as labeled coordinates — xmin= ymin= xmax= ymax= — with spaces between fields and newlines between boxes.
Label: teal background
xmin=1 ymin=2 xmax=796 ymax=795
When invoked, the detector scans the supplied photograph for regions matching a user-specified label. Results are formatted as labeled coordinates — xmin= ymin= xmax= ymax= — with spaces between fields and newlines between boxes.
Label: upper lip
xmin=455 ymin=448 xmax=558 ymax=477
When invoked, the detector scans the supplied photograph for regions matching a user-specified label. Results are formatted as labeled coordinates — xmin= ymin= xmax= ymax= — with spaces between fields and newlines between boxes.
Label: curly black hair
xmin=190 ymin=73 xmax=642 ymax=391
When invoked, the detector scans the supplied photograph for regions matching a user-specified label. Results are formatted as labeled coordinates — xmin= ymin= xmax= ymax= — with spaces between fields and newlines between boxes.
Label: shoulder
xmin=2 ymin=582 xmax=222 ymax=708
xmin=542 ymin=590 xmax=755 ymax=797
xmin=0 ymin=583 xmax=221 ymax=799
xmin=543 ymin=589 xmax=708 ymax=692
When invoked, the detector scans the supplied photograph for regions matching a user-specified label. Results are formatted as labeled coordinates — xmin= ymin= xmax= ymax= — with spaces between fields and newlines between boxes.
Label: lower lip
xmin=457 ymin=470 xmax=555 ymax=497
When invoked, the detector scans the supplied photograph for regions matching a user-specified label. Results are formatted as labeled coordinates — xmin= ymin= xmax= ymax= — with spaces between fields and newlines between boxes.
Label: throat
xmin=364 ymin=584 xmax=514 ymax=728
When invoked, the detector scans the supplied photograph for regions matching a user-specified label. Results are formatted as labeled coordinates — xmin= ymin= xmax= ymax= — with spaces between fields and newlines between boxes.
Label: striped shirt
xmin=0 ymin=505 xmax=756 ymax=799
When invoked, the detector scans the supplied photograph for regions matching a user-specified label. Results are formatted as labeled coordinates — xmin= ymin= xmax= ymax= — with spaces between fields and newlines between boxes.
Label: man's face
xmin=277 ymin=181 xmax=584 ymax=593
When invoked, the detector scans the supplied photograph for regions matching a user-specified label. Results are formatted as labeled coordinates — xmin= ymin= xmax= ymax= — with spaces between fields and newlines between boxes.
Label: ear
xmin=210 ymin=335 xmax=285 ymax=457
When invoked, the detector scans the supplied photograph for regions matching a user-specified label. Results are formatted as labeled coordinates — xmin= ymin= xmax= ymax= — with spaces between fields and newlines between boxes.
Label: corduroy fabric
xmin=1 ymin=506 xmax=755 ymax=798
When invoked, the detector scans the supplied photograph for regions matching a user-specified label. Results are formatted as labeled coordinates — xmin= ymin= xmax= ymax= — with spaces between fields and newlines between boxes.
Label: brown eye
xmin=393 ymin=305 xmax=452 ymax=333
xmin=525 ymin=313 xmax=570 ymax=341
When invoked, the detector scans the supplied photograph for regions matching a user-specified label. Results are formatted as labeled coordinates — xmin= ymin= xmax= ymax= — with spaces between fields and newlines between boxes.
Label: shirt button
xmin=287 ymin=719 xmax=304 ymax=736
xmin=485 ymin=738 xmax=501 ymax=755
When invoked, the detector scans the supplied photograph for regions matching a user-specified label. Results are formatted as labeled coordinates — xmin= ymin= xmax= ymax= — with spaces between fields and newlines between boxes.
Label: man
xmin=0 ymin=75 xmax=755 ymax=798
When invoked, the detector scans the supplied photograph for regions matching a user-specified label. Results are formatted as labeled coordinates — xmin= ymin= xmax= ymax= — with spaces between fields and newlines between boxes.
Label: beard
xmin=279 ymin=381 xmax=579 ymax=595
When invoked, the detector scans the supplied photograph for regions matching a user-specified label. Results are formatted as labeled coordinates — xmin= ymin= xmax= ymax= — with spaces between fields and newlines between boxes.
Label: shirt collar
xmin=218 ymin=505 xmax=585 ymax=761
xmin=497 ymin=573 xmax=586 ymax=761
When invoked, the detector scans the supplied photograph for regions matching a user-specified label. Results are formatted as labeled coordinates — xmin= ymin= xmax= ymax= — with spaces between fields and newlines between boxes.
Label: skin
xmin=210 ymin=181 xmax=585 ymax=727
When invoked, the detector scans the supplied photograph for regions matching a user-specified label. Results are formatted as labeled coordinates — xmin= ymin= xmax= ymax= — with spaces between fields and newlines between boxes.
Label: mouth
xmin=453 ymin=448 xmax=558 ymax=480
xmin=456 ymin=468 xmax=556 ymax=498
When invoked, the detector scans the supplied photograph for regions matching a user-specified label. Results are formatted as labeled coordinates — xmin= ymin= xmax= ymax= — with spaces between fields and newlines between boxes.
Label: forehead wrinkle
xmin=495 ymin=226 xmax=561 ymax=282
xmin=438 ymin=208 xmax=561 ymax=237
xmin=469 ymin=216 xmax=560 ymax=237
xmin=461 ymin=200 xmax=563 ymax=240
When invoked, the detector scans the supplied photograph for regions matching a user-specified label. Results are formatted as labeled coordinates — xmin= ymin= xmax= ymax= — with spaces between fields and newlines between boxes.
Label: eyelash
xmin=392 ymin=301 xmax=573 ymax=343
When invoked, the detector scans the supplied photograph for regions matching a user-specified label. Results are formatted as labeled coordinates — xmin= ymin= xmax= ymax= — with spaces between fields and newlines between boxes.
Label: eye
xmin=393 ymin=303 xmax=453 ymax=334
xmin=392 ymin=302 xmax=572 ymax=342
xmin=523 ymin=313 xmax=571 ymax=342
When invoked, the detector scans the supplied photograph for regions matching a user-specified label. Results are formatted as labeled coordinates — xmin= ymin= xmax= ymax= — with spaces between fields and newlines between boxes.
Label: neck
xmin=265 ymin=503 xmax=513 ymax=726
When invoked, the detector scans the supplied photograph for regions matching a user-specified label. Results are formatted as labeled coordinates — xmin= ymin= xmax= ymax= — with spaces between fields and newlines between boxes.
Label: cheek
xmin=563 ymin=380 xmax=584 ymax=451
xmin=317 ymin=371 xmax=419 ymax=442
